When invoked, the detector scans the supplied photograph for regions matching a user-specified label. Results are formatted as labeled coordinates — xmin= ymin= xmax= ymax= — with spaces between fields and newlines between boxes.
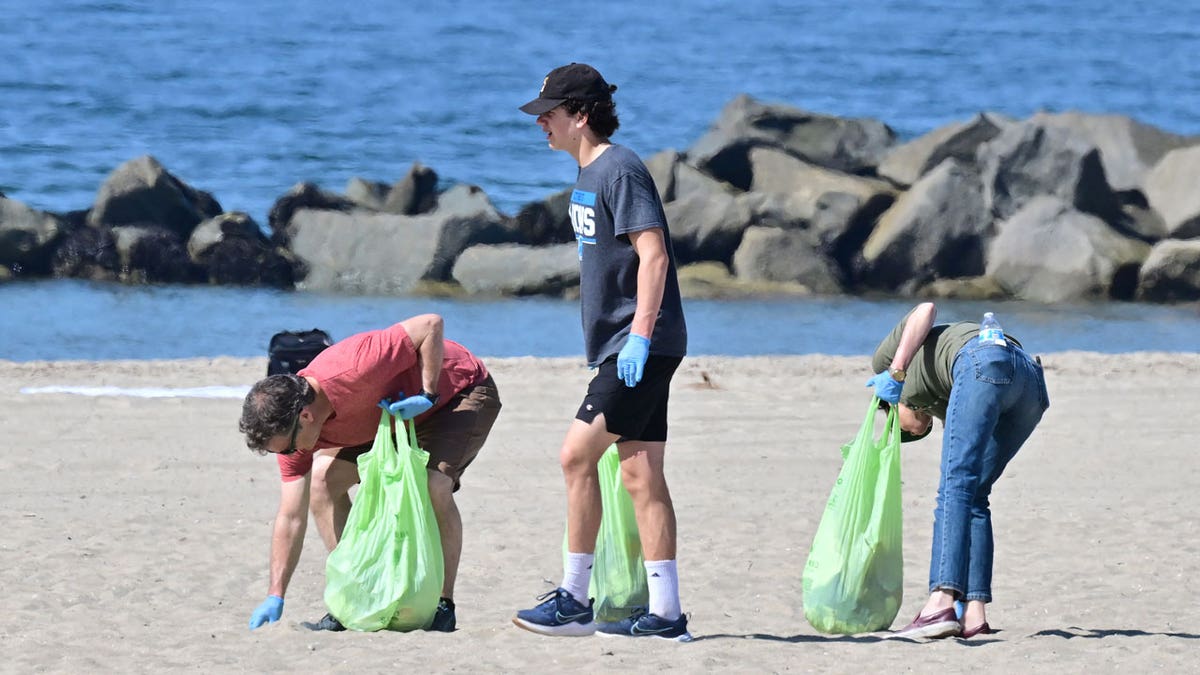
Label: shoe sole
xmin=596 ymin=629 xmax=693 ymax=643
xmin=891 ymin=620 xmax=962 ymax=640
xmin=511 ymin=617 xmax=596 ymax=637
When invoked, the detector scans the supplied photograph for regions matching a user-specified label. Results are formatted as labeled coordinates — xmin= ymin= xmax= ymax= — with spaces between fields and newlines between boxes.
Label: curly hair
xmin=564 ymin=97 xmax=620 ymax=139
xmin=239 ymin=374 xmax=314 ymax=455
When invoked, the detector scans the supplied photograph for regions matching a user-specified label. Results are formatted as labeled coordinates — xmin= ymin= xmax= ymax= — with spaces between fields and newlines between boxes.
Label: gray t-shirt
xmin=570 ymin=144 xmax=687 ymax=366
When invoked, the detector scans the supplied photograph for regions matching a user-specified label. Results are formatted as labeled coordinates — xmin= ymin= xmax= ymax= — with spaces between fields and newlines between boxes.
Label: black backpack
xmin=267 ymin=329 xmax=334 ymax=375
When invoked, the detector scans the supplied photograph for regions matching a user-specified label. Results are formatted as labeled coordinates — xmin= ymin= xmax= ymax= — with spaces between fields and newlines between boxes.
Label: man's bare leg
xmin=309 ymin=454 xmax=358 ymax=551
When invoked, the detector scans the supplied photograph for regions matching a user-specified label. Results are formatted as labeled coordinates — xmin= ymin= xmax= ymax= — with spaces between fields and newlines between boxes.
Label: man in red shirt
xmin=238 ymin=314 xmax=501 ymax=632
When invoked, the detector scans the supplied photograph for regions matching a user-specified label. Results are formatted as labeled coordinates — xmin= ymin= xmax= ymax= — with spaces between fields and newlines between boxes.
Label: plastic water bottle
xmin=979 ymin=312 xmax=1007 ymax=346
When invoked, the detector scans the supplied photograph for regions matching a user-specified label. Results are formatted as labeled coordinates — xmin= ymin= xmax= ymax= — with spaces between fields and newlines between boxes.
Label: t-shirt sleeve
xmin=608 ymin=171 xmax=665 ymax=237
xmin=352 ymin=323 xmax=419 ymax=377
xmin=276 ymin=450 xmax=313 ymax=482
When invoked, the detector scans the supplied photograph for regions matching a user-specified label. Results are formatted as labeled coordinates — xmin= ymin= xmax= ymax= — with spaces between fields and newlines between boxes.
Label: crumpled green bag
xmin=802 ymin=397 xmax=904 ymax=634
xmin=562 ymin=445 xmax=648 ymax=622
xmin=324 ymin=411 xmax=444 ymax=631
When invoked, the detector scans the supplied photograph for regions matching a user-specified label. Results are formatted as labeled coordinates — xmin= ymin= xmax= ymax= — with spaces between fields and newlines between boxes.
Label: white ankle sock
xmin=645 ymin=559 xmax=681 ymax=620
xmin=561 ymin=552 xmax=594 ymax=604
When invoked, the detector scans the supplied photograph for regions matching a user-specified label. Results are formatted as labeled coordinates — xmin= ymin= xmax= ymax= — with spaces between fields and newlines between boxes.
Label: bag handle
xmin=372 ymin=412 xmax=420 ymax=467
xmin=859 ymin=396 xmax=900 ymax=447
xmin=372 ymin=409 xmax=401 ymax=472
xmin=880 ymin=401 xmax=900 ymax=447
xmin=398 ymin=416 xmax=419 ymax=452
xmin=386 ymin=413 xmax=420 ymax=454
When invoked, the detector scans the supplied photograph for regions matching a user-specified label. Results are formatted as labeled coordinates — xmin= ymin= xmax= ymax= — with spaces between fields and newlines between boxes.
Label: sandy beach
xmin=2 ymin=352 xmax=1198 ymax=673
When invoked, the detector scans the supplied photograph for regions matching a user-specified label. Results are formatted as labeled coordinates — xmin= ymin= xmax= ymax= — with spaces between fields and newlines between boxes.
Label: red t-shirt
xmin=276 ymin=323 xmax=489 ymax=481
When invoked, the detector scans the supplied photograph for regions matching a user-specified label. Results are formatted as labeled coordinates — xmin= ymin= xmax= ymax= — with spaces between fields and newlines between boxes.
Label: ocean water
xmin=3 ymin=0 xmax=1198 ymax=220
xmin=3 ymin=280 xmax=1198 ymax=360
xmin=2 ymin=1 xmax=1198 ymax=359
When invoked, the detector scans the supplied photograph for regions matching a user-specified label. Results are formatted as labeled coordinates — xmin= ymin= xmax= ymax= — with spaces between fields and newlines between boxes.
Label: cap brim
xmin=900 ymin=427 xmax=932 ymax=443
xmin=519 ymin=97 xmax=565 ymax=115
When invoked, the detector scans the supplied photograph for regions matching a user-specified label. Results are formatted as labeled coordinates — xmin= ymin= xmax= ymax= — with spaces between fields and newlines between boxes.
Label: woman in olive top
xmin=867 ymin=302 xmax=1049 ymax=639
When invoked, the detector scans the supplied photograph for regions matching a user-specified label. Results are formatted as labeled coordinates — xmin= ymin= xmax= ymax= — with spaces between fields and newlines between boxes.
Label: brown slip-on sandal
xmin=961 ymin=622 xmax=992 ymax=639
xmin=891 ymin=607 xmax=962 ymax=639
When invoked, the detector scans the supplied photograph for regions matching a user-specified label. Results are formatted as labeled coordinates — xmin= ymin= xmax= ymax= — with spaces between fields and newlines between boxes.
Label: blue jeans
xmin=929 ymin=340 xmax=1049 ymax=603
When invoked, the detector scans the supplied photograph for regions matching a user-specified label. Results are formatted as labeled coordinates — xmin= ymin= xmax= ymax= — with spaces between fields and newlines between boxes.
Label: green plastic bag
xmin=802 ymin=397 xmax=904 ymax=634
xmin=324 ymin=411 xmax=444 ymax=631
xmin=562 ymin=445 xmax=648 ymax=622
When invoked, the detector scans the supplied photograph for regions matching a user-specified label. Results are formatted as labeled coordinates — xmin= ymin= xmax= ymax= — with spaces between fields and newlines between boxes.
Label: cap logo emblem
xmin=540 ymin=76 xmax=549 ymax=95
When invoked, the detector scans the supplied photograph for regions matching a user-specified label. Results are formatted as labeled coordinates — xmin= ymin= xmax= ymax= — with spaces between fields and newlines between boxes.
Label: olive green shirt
xmin=871 ymin=317 xmax=981 ymax=421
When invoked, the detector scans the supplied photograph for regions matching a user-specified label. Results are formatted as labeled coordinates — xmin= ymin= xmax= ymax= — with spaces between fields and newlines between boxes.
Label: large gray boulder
xmin=1030 ymin=111 xmax=1198 ymax=193
xmin=187 ymin=212 xmax=293 ymax=287
xmin=917 ymin=275 xmax=1009 ymax=301
xmin=510 ymin=187 xmax=574 ymax=245
xmin=986 ymin=197 xmax=1150 ymax=302
xmin=87 ymin=156 xmax=222 ymax=239
xmin=745 ymin=148 xmax=897 ymax=276
xmin=687 ymin=94 xmax=896 ymax=189
xmin=382 ymin=162 xmax=439 ymax=215
xmin=663 ymin=180 xmax=753 ymax=265
xmin=433 ymin=183 xmax=505 ymax=222
xmin=877 ymin=113 xmax=1011 ymax=187
xmin=1136 ymin=239 xmax=1200 ymax=302
xmin=1119 ymin=201 xmax=1170 ymax=242
xmin=344 ymin=177 xmax=390 ymax=211
xmin=644 ymin=149 xmax=682 ymax=203
xmin=671 ymin=161 xmax=741 ymax=203
xmin=1143 ymin=145 xmax=1200 ymax=239
xmin=344 ymin=163 xmax=440 ymax=215
xmin=50 ymin=226 xmax=119 ymax=281
xmin=807 ymin=191 xmax=892 ymax=261
xmin=665 ymin=192 xmax=753 ymax=265
xmin=111 ymin=225 xmax=200 ymax=284
xmin=452 ymin=243 xmax=579 ymax=296
xmin=860 ymin=159 xmax=991 ymax=292
xmin=731 ymin=226 xmax=842 ymax=294
xmin=268 ymin=182 xmax=357 ymax=243
xmin=287 ymin=188 xmax=511 ymax=294
xmin=1 ymin=197 xmax=67 ymax=275
xmin=187 ymin=211 xmax=265 ymax=262
xmin=748 ymin=146 xmax=897 ymax=222
xmin=978 ymin=122 xmax=1123 ymax=224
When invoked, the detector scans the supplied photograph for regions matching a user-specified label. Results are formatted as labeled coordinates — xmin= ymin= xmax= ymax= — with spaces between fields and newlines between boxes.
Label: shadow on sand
xmin=688 ymin=625 xmax=1200 ymax=644
xmin=1032 ymin=627 xmax=1200 ymax=640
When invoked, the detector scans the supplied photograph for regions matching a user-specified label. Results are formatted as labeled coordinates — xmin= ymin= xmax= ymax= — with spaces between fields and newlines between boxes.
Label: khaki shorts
xmin=336 ymin=375 xmax=501 ymax=491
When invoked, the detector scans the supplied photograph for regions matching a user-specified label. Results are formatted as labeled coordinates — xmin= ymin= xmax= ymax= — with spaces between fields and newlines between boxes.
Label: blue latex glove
xmin=616 ymin=334 xmax=651 ymax=388
xmin=378 ymin=392 xmax=434 ymax=420
xmin=866 ymin=371 xmax=904 ymax=404
xmin=249 ymin=595 xmax=284 ymax=630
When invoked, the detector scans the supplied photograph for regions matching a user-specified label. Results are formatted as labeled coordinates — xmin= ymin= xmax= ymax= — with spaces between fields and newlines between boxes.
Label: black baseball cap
xmin=876 ymin=398 xmax=934 ymax=443
xmin=519 ymin=63 xmax=617 ymax=115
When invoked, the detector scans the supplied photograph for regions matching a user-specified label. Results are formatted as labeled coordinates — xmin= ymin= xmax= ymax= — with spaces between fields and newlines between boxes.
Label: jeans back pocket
xmin=966 ymin=342 xmax=1015 ymax=385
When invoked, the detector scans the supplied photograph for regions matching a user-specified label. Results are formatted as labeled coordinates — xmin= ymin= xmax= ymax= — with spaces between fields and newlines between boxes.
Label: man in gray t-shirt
xmin=512 ymin=62 xmax=692 ymax=642
xmin=571 ymin=145 xmax=687 ymax=366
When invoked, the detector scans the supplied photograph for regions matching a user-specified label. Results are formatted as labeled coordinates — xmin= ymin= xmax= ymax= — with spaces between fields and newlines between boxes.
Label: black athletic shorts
xmin=576 ymin=355 xmax=682 ymax=442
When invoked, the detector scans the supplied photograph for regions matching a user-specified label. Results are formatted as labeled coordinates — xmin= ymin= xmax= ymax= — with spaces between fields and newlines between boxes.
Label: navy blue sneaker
xmin=301 ymin=612 xmax=346 ymax=632
xmin=428 ymin=597 xmax=456 ymax=632
xmin=512 ymin=588 xmax=595 ymax=636
xmin=597 ymin=608 xmax=692 ymax=642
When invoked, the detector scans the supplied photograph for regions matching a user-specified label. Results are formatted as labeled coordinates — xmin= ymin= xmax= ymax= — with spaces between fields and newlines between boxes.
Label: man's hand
xmin=616 ymin=334 xmax=651 ymax=387
xmin=378 ymin=392 xmax=435 ymax=420
xmin=249 ymin=595 xmax=284 ymax=629
xmin=867 ymin=371 xmax=904 ymax=404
